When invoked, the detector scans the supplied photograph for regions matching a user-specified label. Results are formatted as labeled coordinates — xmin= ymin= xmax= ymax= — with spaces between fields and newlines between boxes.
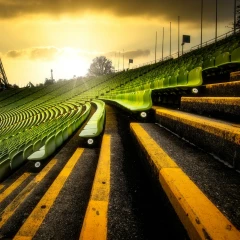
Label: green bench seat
xmin=79 ymin=100 xmax=105 ymax=138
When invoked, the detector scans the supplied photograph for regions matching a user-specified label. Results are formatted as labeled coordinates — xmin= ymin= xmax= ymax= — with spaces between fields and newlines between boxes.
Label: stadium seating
xmin=79 ymin=100 xmax=105 ymax=144
xmin=0 ymin=31 xmax=240 ymax=181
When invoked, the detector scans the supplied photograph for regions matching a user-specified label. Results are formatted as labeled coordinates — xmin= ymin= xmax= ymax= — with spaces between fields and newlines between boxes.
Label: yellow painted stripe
xmin=14 ymin=148 xmax=84 ymax=240
xmin=0 ymin=159 xmax=57 ymax=228
xmin=155 ymin=107 xmax=240 ymax=144
xmin=130 ymin=123 xmax=240 ymax=240
xmin=160 ymin=168 xmax=240 ymax=240
xmin=130 ymin=123 xmax=178 ymax=171
xmin=80 ymin=134 xmax=111 ymax=240
xmin=206 ymin=81 xmax=240 ymax=89
xmin=181 ymin=97 xmax=240 ymax=106
xmin=0 ymin=173 xmax=31 ymax=203
xmin=0 ymin=185 xmax=5 ymax=191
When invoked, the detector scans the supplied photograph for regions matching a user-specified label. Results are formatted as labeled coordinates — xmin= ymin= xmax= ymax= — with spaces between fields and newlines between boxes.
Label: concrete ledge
xmin=181 ymin=97 xmax=240 ymax=119
xmin=155 ymin=107 xmax=240 ymax=171
xmin=203 ymin=81 xmax=240 ymax=97
xmin=130 ymin=123 xmax=240 ymax=240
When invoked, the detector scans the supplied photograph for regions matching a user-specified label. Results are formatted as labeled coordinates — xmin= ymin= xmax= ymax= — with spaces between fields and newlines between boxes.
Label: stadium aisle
xmin=105 ymin=105 xmax=188 ymax=240
xmin=1 ymin=104 xmax=190 ymax=239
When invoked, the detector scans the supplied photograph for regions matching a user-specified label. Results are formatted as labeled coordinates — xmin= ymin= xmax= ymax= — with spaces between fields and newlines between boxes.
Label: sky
xmin=0 ymin=0 xmax=236 ymax=87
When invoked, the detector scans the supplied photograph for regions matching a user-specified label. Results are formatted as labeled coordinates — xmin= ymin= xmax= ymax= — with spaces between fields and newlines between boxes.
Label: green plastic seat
xmin=10 ymin=151 xmax=24 ymax=170
xmin=215 ymin=52 xmax=230 ymax=67
xmin=169 ymin=71 xmax=179 ymax=87
xmin=79 ymin=100 xmax=105 ymax=138
xmin=163 ymin=76 xmax=170 ymax=88
xmin=231 ymin=47 xmax=240 ymax=63
xmin=28 ymin=135 xmax=56 ymax=161
xmin=55 ymin=130 xmax=63 ymax=148
xmin=33 ymin=139 xmax=42 ymax=151
xmin=187 ymin=67 xmax=203 ymax=87
xmin=23 ymin=144 xmax=34 ymax=159
xmin=62 ymin=126 xmax=69 ymax=142
xmin=202 ymin=57 xmax=216 ymax=70
xmin=177 ymin=70 xmax=188 ymax=86
xmin=0 ymin=158 xmax=11 ymax=182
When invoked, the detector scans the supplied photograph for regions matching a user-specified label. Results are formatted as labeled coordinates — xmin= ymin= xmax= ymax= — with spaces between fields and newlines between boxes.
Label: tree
xmin=237 ymin=2 xmax=240 ymax=30
xmin=88 ymin=56 xmax=114 ymax=76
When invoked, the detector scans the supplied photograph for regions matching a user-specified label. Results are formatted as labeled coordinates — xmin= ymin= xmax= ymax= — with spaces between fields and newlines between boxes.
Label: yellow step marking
xmin=0 ymin=185 xmax=5 ymax=191
xmin=14 ymin=148 xmax=84 ymax=240
xmin=130 ymin=123 xmax=240 ymax=240
xmin=181 ymin=97 xmax=240 ymax=106
xmin=0 ymin=159 xmax=57 ymax=228
xmin=160 ymin=168 xmax=240 ymax=240
xmin=155 ymin=107 xmax=240 ymax=145
xmin=206 ymin=81 xmax=240 ymax=89
xmin=130 ymin=123 xmax=177 ymax=171
xmin=80 ymin=134 xmax=111 ymax=240
xmin=0 ymin=173 xmax=31 ymax=203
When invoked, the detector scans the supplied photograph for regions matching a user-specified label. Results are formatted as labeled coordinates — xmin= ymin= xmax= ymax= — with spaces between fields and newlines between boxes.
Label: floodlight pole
xmin=215 ymin=0 xmax=218 ymax=42
xmin=162 ymin=27 xmax=164 ymax=61
xmin=178 ymin=16 xmax=180 ymax=58
xmin=155 ymin=31 xmax=157 ymax=63
xmin=170 ymin=22 xmax=172 ymax=56
xmin=123 ymin=49 xmax=124 ymax=70
xmin=201 ymin=0 xmax=203 ymax=47
xmin=118 ymin=52 xmax=120 ymax=71
xmin=182 ymin=43 xmax=184 ymax=55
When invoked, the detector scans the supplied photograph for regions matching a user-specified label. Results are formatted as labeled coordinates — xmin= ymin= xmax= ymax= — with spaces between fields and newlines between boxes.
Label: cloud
xmin=124 ymin=49 xmax=151 ymax=59
xmin=5 ymin=47 xmax=62 ymax=61
xmin=106 ymin=49 xmax=150 ymax=59
xmin=0 ymin=0 xmax=234 ymax=24
xmin=6 ymin=50 xmax=26 ymax=58
xmin=30 ymin=47 xmax=60 ymax=61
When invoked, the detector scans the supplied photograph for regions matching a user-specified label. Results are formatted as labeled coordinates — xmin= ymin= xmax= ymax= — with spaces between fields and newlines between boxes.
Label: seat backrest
xmin=45 ymin=135 xmax=56 ymax=156
xmin=215 ymin=52 xmax=230 ymax=66
xmin=177 ymin=70 xmax=188 ymax=86
xmin=231 ymin=47 xmax=240 ymax=62
xmin=23 ymin=144 xmax=33 ymax=159
xmin=10 ymin=151 xmax=24 ymax=170
xmin=55 ymin=130 xmax=63 ymax=148
xmin=187 ymin=67 xmax=203 ymax=87
xmin=33 ymin=139 xmax=42 ymax=151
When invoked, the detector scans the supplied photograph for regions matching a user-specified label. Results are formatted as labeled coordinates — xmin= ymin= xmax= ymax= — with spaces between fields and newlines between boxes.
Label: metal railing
xmin=117 ymin=29 xmax=240 ymax=72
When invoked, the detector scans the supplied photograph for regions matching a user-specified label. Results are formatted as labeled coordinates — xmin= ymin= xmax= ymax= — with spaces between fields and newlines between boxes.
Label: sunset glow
xmin=0 ymin=0 xmax=236 ymax=86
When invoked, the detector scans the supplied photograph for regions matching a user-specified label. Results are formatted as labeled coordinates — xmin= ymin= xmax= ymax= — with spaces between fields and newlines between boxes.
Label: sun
xmin=55 ymin=48 xmax=89 ymax=80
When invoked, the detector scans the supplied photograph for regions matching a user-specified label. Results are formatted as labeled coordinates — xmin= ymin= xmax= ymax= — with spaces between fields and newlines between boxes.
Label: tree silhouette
xmin=88 ymin=56 xmax=114 ymax=76
xmin=237 ymin=2 xmax=240 ymax=30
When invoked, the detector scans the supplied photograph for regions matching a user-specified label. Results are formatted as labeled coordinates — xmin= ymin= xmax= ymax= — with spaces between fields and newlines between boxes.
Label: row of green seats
xmin=109 ymin=67 xmax=203 ymax=94
xmin=102 ymin=89 xmax=152 ymax=112
xmin=0 ymin=101 xmax=91 ymax=181
xmin=79 ymin=100 xmax=105 ymax=145
xmin=27 ymin=103 xmax=91 ymax=163
xmin=203 ymin=47 xmax=240 ymax=71
xmin=0 ymin=103 xmax=68 ymax=141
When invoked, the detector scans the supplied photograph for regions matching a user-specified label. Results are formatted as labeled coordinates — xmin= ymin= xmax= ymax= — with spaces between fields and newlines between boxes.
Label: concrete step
xmin=154 ymin=107 xmax=240 ymax=171
xmin=202 ymin=81 xmax=240 ymax=97
xmin=130 ymin=122 xmax=240 ymax=239
xmin=181 ymin=97 xmax=240 ymax=120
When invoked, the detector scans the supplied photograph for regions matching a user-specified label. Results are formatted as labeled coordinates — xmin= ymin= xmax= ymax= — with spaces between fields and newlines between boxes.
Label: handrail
xmin=117 ymin=29 xmax=240 ymax=72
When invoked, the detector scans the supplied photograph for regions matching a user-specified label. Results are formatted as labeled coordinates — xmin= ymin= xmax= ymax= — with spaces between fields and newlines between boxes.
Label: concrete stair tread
xmin=180 ymin=97 xmax=240 ymax=120
xmin=181 ymin=96 xmax=240 ymax=104
xmin=202 ymin=80 xmax=240 ymax=97
xmin=154 ymin=106 xmax=240 ymax=171
xmin=154 ymin=106 xmax=240 ymax=129
xmin=131 ymin=122 xmax=240 ymax=231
